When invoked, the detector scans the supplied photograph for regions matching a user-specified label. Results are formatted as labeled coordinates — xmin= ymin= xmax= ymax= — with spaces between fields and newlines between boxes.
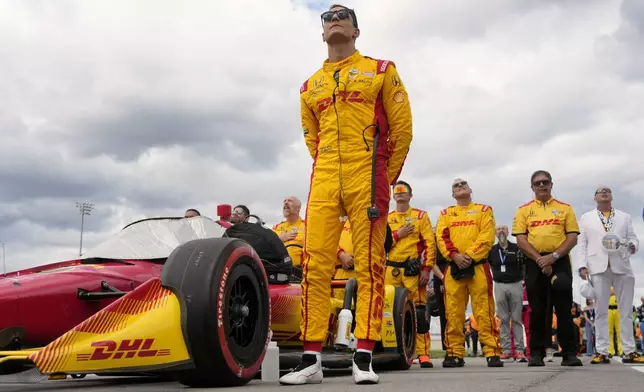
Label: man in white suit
xmin=578 ymin=185 xmax=640 ymax=364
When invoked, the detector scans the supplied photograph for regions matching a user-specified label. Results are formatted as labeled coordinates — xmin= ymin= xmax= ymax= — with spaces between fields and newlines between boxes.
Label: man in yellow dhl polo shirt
xmin=512 ymin=169 xmax=582 ymax=367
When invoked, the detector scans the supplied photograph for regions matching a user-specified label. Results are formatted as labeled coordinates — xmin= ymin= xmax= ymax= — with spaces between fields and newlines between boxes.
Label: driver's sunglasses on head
xmin=321 ymin=8 xmax=354 ymax=25
xmin=452 ymin=181 xmax=467 ymax=189
xmin=533 ymin=180 xmax=551 ymax=187
xmin=596 ymin=188 xmax=611 ymax=195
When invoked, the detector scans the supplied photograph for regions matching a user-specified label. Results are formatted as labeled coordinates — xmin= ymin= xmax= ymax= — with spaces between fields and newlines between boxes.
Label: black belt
xmin=609 ymin=305 xmax=618 ymax=310
xmin=386 ymin=259 xmax=411 ymax=268
xmin=449 ymin=259 xmax=488 ymax=267
xmin=386 ymin=258 xmax=421 ymax=277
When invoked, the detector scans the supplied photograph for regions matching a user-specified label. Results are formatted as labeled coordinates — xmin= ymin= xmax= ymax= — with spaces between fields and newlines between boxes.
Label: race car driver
xmin=435 ymin=178 xmax=503 ymax=368
xmin=272 ymin=196 xmax=306 ymax=267
xmin=279 ymin=4 xmax=413 ymax=386
xmin=386 ymin=181 xmax=436 ymax=368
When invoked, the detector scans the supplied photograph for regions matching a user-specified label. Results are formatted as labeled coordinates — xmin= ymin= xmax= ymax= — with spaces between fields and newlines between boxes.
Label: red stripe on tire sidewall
xmin=216 ymin=244 xmax=270 ymax=379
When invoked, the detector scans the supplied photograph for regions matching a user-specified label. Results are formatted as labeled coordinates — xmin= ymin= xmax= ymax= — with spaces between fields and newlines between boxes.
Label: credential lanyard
xmin=499 ymin=249 xmax=507 ymax=265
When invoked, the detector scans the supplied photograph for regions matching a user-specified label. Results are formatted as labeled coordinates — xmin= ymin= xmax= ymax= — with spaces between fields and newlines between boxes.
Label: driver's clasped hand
xmin=451 ymin=253 xmax=472 ymax=269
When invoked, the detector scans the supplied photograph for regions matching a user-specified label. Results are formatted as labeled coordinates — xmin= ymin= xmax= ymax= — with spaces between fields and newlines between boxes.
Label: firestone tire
xmin=161 ymin=238 xmax=271 ymax=388
xmin=389 ymin=287 xmax=417 ymax=370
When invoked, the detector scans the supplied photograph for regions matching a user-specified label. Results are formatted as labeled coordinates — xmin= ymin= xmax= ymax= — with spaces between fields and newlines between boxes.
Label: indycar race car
xmin=0 ymin=206 xmax=418 ymax=387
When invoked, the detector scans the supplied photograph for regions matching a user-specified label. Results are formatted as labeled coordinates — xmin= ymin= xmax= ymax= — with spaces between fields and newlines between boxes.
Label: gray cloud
xmin=1 ymin=0 xmax=643 ymax=309
xmin=51 ymin=99 xmax=292 ymax=169
xmin=0 ymin=199 xmax=111 ymax=239
xmin=595 ymin=0 xmax=644 ymax=81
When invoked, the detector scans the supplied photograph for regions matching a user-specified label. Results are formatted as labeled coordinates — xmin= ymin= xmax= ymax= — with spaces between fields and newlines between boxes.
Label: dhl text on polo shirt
xmin=511 ymin=198 xmax=580 ymax=254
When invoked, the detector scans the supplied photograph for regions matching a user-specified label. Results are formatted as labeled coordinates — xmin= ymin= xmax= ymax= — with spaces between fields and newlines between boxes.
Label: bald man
xmin=272 ymin=196 xmax=306 ymax=267
xmin=489 ymin=225 xmax=527 ymax=362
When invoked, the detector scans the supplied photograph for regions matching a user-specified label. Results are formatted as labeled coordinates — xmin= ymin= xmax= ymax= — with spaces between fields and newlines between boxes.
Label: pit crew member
xmin=272 ymin=196 xmax=306 ymax=267
xmin=435 ymin=178 xmax=503 ymax=368
xmin=512 ymin=170 xmax=583 ymax=367
xmin=386 ymin=181 xmax=435 ymax=368
xmin=279 ymin=3 xmax=413 ymax=386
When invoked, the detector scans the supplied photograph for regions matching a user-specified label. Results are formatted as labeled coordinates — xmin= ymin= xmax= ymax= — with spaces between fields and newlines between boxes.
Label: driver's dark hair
xmin=393 ymin=180 xmax=412 ymax=195
xmin=234 ymin=204 xmax=250 ymax=216
xmin=185 ymin=208 xmax=200 ymax=216
xmin=328 ymin=4 xmax=358 ymax=28
xmin=530 ymin=170 xmax=552 ymax=184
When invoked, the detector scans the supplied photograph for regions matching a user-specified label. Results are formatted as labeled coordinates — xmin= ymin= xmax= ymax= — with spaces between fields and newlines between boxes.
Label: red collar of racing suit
xmin=322 ymin=50 xmax=362 ymax=72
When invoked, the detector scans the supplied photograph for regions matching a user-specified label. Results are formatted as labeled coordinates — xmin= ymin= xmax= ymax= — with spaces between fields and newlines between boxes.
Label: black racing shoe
xmin=561 ymin=355 xmax=583 ymax=367
xmin=486 ymin=356 xmax=504 ymax=367
xmin=442 ymin=356 xmax=465 ymax=368
xmin=528 ymin=355 xmax=545 ymax=367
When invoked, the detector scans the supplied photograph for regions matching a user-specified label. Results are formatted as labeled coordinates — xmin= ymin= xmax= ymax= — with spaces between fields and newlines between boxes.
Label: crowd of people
xmin=184 ymin=174 xmax=641 ymax=379
xmin=187 ymin=4 xmax=640 ymax=386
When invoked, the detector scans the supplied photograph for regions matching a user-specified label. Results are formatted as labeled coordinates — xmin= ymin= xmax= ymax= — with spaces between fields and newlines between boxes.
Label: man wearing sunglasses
xmin=435 ymin=178 xmax=503 ymax=368
xmin=577 ymin=185 xmax=641 ymax=364
xmin=280 ymin=3 xmax=413 ymax=386
xmin=386 ymin=181 xmax=436 ymax=368
xmin=230 ymin=205 xmax=250 ymax=224
xmin=512 ymin=170 xmax=583 ymax=367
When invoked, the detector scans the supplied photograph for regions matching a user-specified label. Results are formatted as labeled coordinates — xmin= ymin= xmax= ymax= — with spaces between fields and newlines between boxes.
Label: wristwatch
xmin=552 ymin=252 xmax=560 ymax=261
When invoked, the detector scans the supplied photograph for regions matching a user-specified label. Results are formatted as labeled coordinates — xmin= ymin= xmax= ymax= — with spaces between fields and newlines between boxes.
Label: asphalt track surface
xmin=0 ymin=356 xmax=642 ymax=391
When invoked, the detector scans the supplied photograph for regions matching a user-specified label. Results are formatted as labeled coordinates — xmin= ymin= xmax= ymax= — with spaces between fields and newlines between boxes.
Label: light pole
xmin=76 ymin=202 xmax=94 ymax=257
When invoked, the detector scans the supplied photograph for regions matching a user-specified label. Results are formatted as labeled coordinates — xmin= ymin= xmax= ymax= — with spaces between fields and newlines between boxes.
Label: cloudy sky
xmin=1 ymin=0 xmax=643 ymax=303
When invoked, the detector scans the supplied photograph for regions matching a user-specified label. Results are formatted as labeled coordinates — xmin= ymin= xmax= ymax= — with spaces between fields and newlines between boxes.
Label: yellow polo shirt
xmin=511 ymin=197 xmax=580 ymax=253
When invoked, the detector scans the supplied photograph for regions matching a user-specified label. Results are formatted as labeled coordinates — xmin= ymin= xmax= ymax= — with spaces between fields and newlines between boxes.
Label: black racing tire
xmin=389 ymin=287 xmax=416 ymax=370
xmin=161 ymin=238 xmax=270 ymax=388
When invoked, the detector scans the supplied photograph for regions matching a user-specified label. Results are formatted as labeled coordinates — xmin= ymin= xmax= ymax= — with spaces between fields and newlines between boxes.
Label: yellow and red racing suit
xmin=386 ymin=207 xmax=436 ymax=358
xmin=299 ymin=50 xmax=413 ymax=346
xmin=435 ymin=202 xmax=501 ymax=358
xmin=272 ymin=218 xmax=306 ymax=266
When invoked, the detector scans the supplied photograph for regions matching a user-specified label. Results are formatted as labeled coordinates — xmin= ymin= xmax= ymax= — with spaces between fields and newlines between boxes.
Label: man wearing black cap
xmin=511 ymin=170 xmax=583 ymax=367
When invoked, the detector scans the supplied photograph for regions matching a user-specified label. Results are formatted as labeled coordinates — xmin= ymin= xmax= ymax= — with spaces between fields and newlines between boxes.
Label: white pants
xmin=591 ymin=268 xmax=636 ymax=355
